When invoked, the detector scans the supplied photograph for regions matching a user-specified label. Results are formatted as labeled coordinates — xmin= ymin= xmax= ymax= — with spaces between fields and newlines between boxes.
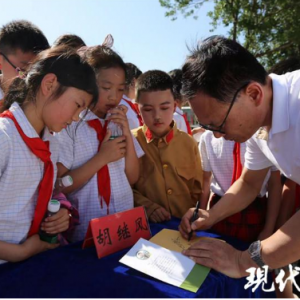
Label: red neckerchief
xmin=0 ymin=109 xmax=54 ymax=237
xmin=182 ymin=113 xmax=192 ymax=135
xmin=175 ymin=107 xmax=192 ymax=135
xmin=144 ymin=126 xmax=174 ymax=144
xmin=87 ymin=119 xmax=111 ymax=214
xmin=123 ymin=98 xmax=143 ymax=126
xmin=231 ymin=142 xmax=243 ymax=185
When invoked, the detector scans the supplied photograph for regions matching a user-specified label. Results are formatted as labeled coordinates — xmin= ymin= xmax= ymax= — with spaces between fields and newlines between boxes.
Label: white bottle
xmin=40 ymin=199 xmax=61 ymax=244
xmin=54 ymin=175 xmax=73 ymax=194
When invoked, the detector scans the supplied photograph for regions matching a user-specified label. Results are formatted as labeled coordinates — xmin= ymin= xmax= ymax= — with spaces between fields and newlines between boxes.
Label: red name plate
xmin=82 ymin=206 xmax=151 ymax=258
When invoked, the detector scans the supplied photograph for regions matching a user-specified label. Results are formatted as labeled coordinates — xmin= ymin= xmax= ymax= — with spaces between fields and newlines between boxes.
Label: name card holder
xmin=82 ymin=206 xmax=151 ymax=258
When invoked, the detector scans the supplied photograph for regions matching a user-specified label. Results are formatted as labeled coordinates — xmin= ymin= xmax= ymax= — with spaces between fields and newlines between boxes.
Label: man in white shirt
xmin=178 ymin=36 xmax=300 ymax=281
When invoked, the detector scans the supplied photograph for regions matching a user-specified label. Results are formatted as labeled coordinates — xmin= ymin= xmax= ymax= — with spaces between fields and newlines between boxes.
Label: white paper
xmin=119 ymin=238 xmax=195 ymax=287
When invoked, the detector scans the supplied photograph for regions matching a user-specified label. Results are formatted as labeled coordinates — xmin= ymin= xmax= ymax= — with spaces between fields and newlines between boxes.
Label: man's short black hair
xmin=0 ymin=20 xmax=49 ymax=54
xmin=136 ymin=70 xmax=174 ymax=102
xmin=125 ymin=62 xmax=142 ymax=86
xmin=52 ymin=34 xmax=86 ymax=50
xmin=182 ymin=35 xmax=267 ymax=104
xmin=169 ymin=68 xmax=183 ymax=101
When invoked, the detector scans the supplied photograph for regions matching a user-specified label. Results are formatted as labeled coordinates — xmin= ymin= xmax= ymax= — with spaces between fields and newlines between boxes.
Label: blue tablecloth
xmin=0 ymin=218 xmax=275 ymax=298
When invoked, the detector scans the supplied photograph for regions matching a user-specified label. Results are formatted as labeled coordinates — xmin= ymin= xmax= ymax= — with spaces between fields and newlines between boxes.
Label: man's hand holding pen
xmin=179 ymin=204 xmax=214 ymax=240
xmin=187 ymin=201 xmax=201 ymax=241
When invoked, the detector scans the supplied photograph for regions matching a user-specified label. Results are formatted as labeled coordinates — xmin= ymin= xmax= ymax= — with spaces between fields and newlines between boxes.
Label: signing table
xmin=0 ymin=218 xmax=275 ymax=298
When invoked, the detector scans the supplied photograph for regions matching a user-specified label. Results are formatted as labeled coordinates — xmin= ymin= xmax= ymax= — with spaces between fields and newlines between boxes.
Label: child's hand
xmin=149 ymin=207 xmax=171 ymax=223
xmin=21 ymin=234 xmax=58 ymax=260
xmin=41 ymin=208 xmax=70 ymax=234
xmin=98 ymin=130 xmax=127 ymax=163
xmin=108 ymin=105 xmax=131 ymax=137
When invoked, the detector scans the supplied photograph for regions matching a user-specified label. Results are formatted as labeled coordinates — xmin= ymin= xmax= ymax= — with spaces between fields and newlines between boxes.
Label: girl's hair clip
xmin=77 ymin=34 xmax=114 ymax=55
xmin=16 ymin=67 xmax=26 ymax=79
xmin=102 ymin=34 xmax=114 ymax=48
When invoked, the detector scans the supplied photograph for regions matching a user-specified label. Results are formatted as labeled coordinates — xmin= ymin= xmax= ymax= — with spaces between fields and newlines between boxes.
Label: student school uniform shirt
xmin=199 ymin=131 xmax=276 ymax=197
xmin=55 ymin=110 xmax=144 ymax=242
xmin=120 ymin=95 xmax=141 ymax=130
xmin=0 ymin=102 xmax=58 ymax=263
xmin=173 ymin=106 xmax=188 ymax=133
xmin=244 ymin=70 xmax=300 ymax=184
xmin=132 ymin=122 xmax=203 ymax=219
xmin=200 ymin=131 xmax=275 ymax=243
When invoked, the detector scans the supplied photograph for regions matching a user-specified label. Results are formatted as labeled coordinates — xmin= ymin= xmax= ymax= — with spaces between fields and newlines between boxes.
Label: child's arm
xmin=199 ymin=171 xmax=212 ymax=210
xmin=0 ymin=235 xmax=58 ymax=263
xmin=258 ymin=170 xmax=282 ymax=240
xmin=133 ymin=189 xmax=171 ymax=223
xmin=108 ymin=106 xmax=140 ymax=185
xmin=57 ymin=133 xmax=126 ymax=194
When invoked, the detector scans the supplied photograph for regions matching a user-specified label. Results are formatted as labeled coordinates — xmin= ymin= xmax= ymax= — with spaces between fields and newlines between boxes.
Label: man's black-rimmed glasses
xmin=0 ymin=52 xmax=26 ymax=79
xmin=199 ymin=82 xmax=250 ymax=134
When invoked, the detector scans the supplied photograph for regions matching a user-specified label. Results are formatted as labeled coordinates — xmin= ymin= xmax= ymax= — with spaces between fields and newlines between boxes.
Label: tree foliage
xmin=159 ymin=0 xmax=300 ymax=68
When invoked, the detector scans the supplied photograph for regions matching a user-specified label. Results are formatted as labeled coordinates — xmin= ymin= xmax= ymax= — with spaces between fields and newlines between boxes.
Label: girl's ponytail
xmin=3 ymin=77 xmax=29 ymax=110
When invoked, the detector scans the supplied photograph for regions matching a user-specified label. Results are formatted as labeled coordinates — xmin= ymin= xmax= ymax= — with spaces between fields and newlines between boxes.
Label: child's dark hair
xmin=182 ymin=35 xmax=268 ymax=104
xmin=78 ymin=45 xmax=126 ymax=79
xmin=125 ymin=62 xmax=142 ymax=86
xmin=135 ymin=70 xmax=174 ymax=102
xmin=268 ymin=57 xmax=300 ymax=75
xmin=168 ymin=69 xmax=183 ymax=102
xmin=0 ymin=20 xmax=49 ymax=54
xmin=52 ymin=34 xmax=86 ymax=50
xmin=4 ymin=46 xmax=98 ymax=110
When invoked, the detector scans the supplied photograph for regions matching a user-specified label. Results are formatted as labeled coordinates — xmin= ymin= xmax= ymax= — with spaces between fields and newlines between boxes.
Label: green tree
xmin=159 ymin=0 xmax=300 ymax=68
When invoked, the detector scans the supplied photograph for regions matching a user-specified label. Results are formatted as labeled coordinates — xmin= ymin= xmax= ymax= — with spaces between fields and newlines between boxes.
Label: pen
xmin=188 ymin=201 xmax=200 ymax=241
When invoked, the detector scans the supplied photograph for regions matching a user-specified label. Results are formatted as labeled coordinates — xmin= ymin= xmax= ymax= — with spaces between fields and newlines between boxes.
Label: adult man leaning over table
xmin=179 ymin=35 xmax=300 ymax=281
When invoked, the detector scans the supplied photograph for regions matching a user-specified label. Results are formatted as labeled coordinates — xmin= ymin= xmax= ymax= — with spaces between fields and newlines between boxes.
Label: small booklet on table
xmin=119 ymin=229 xmax=211 ymax=293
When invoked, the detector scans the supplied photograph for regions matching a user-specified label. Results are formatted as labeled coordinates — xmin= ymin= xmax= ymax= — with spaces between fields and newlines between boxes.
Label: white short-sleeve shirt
xmin=0 ymin=102 xmax=58 ymax=263
xmin=55 ymin=110 xmax=144 ymax=242
xmin=120 ymin=95 xmax=140 ymax=130
xmin=199 ymin=131 xmax=274 ymax=196
xmin=173 ymin=107 xmax=188 ymax=133
xmin=244 ymin=71 xmax=300 ymax=184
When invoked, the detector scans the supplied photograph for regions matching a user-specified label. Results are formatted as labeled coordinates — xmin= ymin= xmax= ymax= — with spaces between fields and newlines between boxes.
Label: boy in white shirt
xmin=0 ymin=20 xmax=49 ymax=109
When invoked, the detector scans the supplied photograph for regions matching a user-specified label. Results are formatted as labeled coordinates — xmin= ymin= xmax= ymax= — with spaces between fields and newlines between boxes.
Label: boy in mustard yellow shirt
xmin=132 ymin=70 xmax=203 ymax=222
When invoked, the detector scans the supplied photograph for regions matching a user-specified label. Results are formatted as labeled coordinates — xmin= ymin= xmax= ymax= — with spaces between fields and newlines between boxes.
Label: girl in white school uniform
xmin=0 ymin=47 xmax=99 ymax=263
xmin=56 ymin=45 xmax=144 ymax=243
